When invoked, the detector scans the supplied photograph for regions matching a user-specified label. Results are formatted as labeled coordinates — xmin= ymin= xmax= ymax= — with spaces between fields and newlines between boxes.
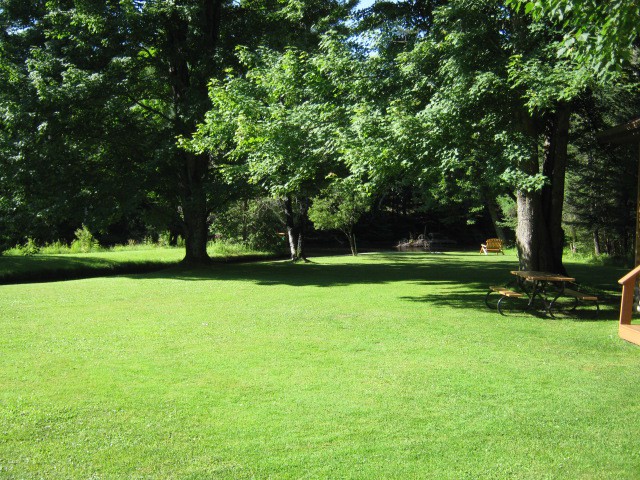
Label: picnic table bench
xmin=486 ymin=285 xmax=524 ymax=315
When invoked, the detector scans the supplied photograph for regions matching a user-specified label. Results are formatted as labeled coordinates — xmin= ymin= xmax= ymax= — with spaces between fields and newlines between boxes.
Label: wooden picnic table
xmin=510 ymin=270 xmax=575 ymax=317
xmin=487 ymin=271 xmax=598 ymax=316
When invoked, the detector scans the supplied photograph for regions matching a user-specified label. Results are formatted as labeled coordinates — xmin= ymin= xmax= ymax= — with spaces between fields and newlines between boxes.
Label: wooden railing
xmin=617 ymin=265 xmax=640 ymax=345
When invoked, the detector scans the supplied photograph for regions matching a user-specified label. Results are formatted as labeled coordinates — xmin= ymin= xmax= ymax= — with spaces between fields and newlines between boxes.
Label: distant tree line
xmin=0 ymin=0 xmax=638 ymax=269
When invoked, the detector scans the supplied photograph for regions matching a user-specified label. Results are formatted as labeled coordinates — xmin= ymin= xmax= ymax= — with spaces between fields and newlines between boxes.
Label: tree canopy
xmin=1 ymin=0 xmax=638 ymax=268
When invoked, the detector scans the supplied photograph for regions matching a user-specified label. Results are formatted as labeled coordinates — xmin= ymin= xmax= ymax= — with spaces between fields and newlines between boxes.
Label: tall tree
xmin=0 ymin=0 xmax=352 ymax=261
xmin=0 ymin=1 xmax=154 ymax=246
xmin=187 ymin=44 xmax=353 ymax=260
xmin=377 ymin=0 xmax=592 ymax=272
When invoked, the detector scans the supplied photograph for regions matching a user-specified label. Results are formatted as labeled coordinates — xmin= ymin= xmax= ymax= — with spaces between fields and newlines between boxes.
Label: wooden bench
xmin=563 ymin=288 xmax=598 ymax=302
xmin=560 ymin=288 xmax=600 ymax=314
xmin=489 ymin=286 xmax=523 ymax=298
xmin=480 ymin=238 xmax=504 ymax=255
xmin=485 ymin=285 xmax=523 ymax=315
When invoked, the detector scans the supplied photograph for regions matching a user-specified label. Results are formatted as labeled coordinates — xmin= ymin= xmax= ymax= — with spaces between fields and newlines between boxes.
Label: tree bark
xmin=540 ymin=105 xmax=570 ymax=274
xmin=180 ymin=151 xmax=211 ymax=264
xmin=593 ymin=229 xmax=601 ymax=255
xmin=164 ymin=4 xmax=222 ymax=264
xmin=283 ymin=196 xmax=298 ymax=260
xmin=515 ymin=110 xmax=567 ymax=273
xmin=516 ymin=188 xmax=555 ymax=271
xmin=344 ymin=229 xmax=357 ymax=256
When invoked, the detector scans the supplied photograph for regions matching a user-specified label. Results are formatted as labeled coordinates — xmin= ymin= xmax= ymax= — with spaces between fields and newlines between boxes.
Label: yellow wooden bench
xmin=480 ymin=238 xmax=504 ymax=255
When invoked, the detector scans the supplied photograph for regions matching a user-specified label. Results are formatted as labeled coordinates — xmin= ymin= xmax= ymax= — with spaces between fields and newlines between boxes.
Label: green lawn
xmin=1 ymin=252 xmax=638 ymax=478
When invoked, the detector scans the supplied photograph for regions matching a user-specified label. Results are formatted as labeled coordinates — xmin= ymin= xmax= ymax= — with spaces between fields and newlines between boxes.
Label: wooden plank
xmin=618 ymin=264 xmax=640 ymax=285
xmin=489 ymin=286 xmax=523 ymax=298
xmin=636 ymin=147 xmax=640 ymax=267
xmin=619 ymin=324 xmax=640 ymax=346
xmin=510 ymin=270 xmax=575 ymax=282
xmin=619 ymin=282 xmax=635 ymax=326
xmin=563 ymin=289 xmax=598 ymax=301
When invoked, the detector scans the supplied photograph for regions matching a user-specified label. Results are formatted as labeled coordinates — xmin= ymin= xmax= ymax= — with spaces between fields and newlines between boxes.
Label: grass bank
xmin=0 ymin=245 xmax=280 ymax=284
xmin=0 ymin=252 xmax=637 ymax=478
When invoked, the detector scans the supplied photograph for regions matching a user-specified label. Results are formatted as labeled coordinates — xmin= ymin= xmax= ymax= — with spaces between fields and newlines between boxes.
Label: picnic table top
xmin=510 ymin=270 xmax=575 ymax=283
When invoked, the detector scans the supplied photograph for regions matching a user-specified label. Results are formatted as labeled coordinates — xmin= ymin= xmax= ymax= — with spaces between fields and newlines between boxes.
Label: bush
xmin=70 ymin=225 xmax=101 ymax=253
xmin=158 ymin=231 xmax=172 ymax=248
xmin=2 ymin=238 xmax=40 ymax=256
xmin=40 ymin=240 xmax=72 ymax=254
xmin=308 ymin=179 xmax=370 ymax=256
xmin=22 ymin=238 xmax=40 ymax=256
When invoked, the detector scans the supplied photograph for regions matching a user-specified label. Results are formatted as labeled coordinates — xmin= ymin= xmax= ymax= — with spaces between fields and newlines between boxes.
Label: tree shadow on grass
xmin=146 ymin=252 xmax=623 ymax=288
xmin=146 ymin=252 xmax=518 ymax=290
xmin=0 ymin=253 xmax=284 ymax=285
xmin=401 ymin=291 xmax=618 ymax=322
xmin=142 ymin=251 xmax=622 ymax=321
xmin=3 ymin=251 xmax=624 ymax=322
xmin=0 ymin=255 xmax=175 ymax=285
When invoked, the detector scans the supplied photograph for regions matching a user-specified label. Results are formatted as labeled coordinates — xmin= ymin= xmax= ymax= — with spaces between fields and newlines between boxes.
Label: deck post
xmin=636 ymin=147 xmax=640 ymax=266
xmin=597 ymin=119 xmax=640 ymax=344
xmin=620 ymin=282 xmax=634 ymax=326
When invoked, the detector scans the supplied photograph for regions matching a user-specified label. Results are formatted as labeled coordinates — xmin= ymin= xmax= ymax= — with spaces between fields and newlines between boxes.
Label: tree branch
xmin=127 ymin=96 xmax=174 ymax=124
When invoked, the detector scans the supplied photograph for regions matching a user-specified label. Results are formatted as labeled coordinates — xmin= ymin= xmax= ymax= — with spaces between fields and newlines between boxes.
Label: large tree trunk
xmin=540 ymin=105 xmax=570 ymax=274
xmin=515 ymin=109 xmax=569 ymax=273
xmin=516 ymin=189 xmax=556 ymax=271
xmin=180 ymin=151 xmax=210 ymax=264
xmin=165 ymin=5 xmax=222 ymax=264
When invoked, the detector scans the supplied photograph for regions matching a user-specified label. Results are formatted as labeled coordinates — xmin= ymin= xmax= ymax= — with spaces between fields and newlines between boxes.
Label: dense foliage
xmin=1 ymin=0 xmax=638 ymax=267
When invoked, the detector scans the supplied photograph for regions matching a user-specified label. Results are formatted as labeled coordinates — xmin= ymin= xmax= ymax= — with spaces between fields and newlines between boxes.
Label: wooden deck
xmin=618 ymin=265 xmax=640 ymax=346
xmin=619 ymin=324 xmax=640 ymax=345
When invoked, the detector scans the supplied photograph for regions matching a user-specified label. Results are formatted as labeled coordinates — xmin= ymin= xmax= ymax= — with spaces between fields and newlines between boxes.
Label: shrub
xmin=22 ymin=238 xmax=40 ymax=256
xmin=309 ymin=179 xmax=370 ymax=256
xmin=2 ymin=245 xmax=24 ymax=256
xmin=158 ymin=231 xmax=172 ymax=248
xmin=70 ymin=225 xmax=101 ymax=253
xmin=40 ymin=240 xmax=72 ymax=254
xmin=2 ymin=238 xmax=40 ymax=256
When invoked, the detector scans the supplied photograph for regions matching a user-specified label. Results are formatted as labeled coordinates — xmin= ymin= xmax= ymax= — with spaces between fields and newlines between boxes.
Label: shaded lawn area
xmin=1 ymin=252 xmax=638 ymax=478
xmin=0 ymin=250 xmax=183 ymax=284
xmin=0 ymin=248 xmax=278 ymax=284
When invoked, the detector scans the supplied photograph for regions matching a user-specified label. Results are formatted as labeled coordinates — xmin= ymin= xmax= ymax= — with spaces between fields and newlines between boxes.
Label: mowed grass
xmin=1 ymin=252 xmax=639 ymax=479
